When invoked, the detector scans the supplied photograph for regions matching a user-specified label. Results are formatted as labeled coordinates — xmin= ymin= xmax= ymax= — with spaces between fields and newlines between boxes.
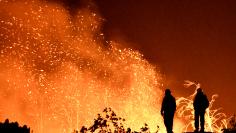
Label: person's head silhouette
xmin=197 ymin=88 xmax=202 ymax=92
xmin=165 ymin=89 xmax=171 ymax=96
xmin=197 ymin=88 xmax=203 ymax=95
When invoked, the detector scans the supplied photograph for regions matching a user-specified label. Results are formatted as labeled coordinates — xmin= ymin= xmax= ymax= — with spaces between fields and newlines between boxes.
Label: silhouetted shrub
xmin=75 ymin=107 xmax=160 ymax=133
xmin=0 ymin=119 xmax=30 ymax=133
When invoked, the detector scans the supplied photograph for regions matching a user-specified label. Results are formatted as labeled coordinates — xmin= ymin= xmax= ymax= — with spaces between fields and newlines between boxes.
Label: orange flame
xmin=0 ymin=1 xmax=185 ymax=132
xmin=176 ymin=80 xmax=228 ymax=132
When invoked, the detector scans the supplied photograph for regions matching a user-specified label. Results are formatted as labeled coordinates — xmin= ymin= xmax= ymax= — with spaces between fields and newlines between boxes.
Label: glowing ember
xmin=176 ymin=80 xmax=228 ymax=132
xmin=0 ymin=1 xmax=228 ymax=133
xmin=0 ymin=0 xmax=185 ymax=132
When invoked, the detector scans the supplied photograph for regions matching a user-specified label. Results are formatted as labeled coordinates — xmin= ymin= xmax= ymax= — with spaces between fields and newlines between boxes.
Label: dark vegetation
xmin=76 ymin=107 xmax=160 ymax=133
xmin=0 ymin=119 xmax=30 ymax=133
xmin=0 ymin=108 xmax=235 ymax=133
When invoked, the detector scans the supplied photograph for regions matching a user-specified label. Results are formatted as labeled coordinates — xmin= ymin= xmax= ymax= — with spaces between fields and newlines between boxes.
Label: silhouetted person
xmin=193 ymin=88 xmax=209 ymax=132
xmin=161 ymin=89 xmax=176 ymax=133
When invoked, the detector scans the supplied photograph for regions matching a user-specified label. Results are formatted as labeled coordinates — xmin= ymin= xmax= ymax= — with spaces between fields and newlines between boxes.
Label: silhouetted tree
xmin=0 ymin=119 xmax=30 ymax=133
xmin=78 ymin=107 xmax=160 ymax=133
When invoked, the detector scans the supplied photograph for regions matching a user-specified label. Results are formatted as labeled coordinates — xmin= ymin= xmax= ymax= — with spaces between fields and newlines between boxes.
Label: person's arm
xmin=161 ymin=98 xmax=165 ymax=116
xmin=174 ymin=97 xmax=177 ymax=112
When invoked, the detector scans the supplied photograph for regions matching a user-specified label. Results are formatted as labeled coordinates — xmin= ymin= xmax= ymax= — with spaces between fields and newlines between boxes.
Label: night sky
xmin=64 ymin=0 xmax=236 ymax=115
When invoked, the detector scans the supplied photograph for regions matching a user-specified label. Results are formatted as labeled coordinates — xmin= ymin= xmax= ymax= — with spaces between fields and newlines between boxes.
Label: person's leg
xmin=170 ymin=114 xmax=174 ymax=133
xmin=165 ymin=114 xmax=172 ymax=133
xmin=164 ymin=115 xmax=169 ymax=133
xmin=200 ymin=111 xmax=205 ymax=132
xmin=194 ymin=111 xmax=199 ymax=132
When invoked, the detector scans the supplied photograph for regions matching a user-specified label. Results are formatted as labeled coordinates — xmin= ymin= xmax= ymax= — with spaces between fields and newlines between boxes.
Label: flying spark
xmin=176 ymin=80 xmax=228 ymax=132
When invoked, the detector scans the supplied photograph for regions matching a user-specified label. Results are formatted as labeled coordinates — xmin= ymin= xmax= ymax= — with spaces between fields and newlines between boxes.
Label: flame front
xmin=0 ymin=1 xmax=227 ymax=133
xmin=0 ymin=0 xmax=186 ymax=132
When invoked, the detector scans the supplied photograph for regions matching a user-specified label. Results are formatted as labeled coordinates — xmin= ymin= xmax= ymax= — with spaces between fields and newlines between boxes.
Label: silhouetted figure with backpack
xmin=161 ymin=89 xmax=176 ymax=133
xmin=193 ymin=88 xmax=209 ymax=132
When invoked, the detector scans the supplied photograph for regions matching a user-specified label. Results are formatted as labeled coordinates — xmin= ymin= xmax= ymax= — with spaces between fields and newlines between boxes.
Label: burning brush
xmin=176 ymin=80 xmax=228 ymax=132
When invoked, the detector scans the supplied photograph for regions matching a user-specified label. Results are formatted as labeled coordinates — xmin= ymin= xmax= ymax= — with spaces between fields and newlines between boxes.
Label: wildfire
xmin=0 ymin=0 xmax=179 ymax=132
xmin=176 ymin=80 xmax=228 ymax=132
xmin=0 ymin=1 xmax=229 ymax=133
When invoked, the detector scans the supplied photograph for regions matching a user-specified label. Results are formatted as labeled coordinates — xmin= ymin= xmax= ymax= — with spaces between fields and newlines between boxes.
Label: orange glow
xmin=0 ymin=1 xmax=228 ymax=133
xmin=0 ymin=1 xmax=184 ymax=132
xmin=176 ymin=80 xmax=228 ymax=132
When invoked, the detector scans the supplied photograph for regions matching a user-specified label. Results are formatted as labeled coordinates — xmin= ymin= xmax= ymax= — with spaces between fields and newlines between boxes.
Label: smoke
xmin=0 ymin=0 xmax=183 ymax=132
